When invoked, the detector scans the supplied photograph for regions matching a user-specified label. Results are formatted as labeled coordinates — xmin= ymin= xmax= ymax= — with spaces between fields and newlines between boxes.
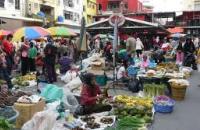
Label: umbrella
xmin=0 ymin=29 xmax=12 ymax=36
xmin=13 ymin=26 xmax=50 ymax=41
xmin=48 ymin=26 xmax=76 ymax=37
xmin=170 ymin=33 xmax=186 ymax=38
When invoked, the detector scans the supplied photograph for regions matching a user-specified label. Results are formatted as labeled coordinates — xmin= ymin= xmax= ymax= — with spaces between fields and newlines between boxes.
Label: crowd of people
xmin=0 ymin=35 xmax=80 ymax=89
xmin=0 ymin=33 xmax=199 ymax=95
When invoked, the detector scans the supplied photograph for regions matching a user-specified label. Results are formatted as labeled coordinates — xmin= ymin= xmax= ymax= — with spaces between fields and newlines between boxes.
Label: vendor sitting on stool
xmin=75 ymin=73 xmax=112 ymax=115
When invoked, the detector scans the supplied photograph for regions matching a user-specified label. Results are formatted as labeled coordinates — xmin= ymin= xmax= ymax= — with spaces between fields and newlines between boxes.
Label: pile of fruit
xmin=143 ymin=84 xmax=166 ymax=97
xmin=113 ymin=95 xmax=153 ymax=120
xmin=12 ymin=73 xmax=36 ymax=87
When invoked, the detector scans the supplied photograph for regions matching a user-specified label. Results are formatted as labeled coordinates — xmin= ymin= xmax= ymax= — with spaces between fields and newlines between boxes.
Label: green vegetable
xmin=144 ymin=83 xmax=166 ymax=97
xmin=117 ymin=116 xmax=145 ymax=130
xmin=0 ymin=117 xmax=14 ymax=130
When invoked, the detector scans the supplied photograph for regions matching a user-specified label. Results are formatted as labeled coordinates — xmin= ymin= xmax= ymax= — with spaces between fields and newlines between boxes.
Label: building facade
xmin=83 ymin=0 xmax=97 ymax=24
xmin=0 ymin=0 xmax=85 ymax=31
xmin=182 ymin=0 xmax=200 ymax=11
xmin=97 ymin=0 xmax=144 ymax=15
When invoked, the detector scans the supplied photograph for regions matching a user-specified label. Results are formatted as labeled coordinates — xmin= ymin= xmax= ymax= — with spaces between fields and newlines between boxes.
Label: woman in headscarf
xmin=75 ymin=73 xmax=112 ymax=115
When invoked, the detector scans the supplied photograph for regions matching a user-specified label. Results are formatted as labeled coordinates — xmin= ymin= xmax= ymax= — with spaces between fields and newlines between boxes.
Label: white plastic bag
xmin=64 ymin=76 xmax=82 ymax=91
xmin=22 ymin=110 xmax=58 ymax=130
xmin=61 ymin=70 xmax=78 ymax=83
xmin=46 ymin=100 xmax=61 ymax=111
xmin=62 ymin=88 xmax=79 ymax=113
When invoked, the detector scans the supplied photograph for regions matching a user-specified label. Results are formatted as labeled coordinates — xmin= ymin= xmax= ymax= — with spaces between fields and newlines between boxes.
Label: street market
xmin=0 ymin=0 xmax=200 ymax=130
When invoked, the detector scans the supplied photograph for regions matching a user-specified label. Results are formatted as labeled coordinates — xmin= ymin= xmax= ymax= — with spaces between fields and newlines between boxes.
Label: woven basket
xmin=171 ymin=83 xmax=187 ymax=101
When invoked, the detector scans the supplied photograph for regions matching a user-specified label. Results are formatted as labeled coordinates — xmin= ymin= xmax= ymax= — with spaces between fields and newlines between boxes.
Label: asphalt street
xmin=152 ymin=71 xmax=200 ymax=130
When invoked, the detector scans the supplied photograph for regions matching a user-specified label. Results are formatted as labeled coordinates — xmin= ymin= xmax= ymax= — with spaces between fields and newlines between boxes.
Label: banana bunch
xmin=21 ymin=74 xmax=36 ymax=81
xmin=115 ymin=95 xmax=153 ymax=108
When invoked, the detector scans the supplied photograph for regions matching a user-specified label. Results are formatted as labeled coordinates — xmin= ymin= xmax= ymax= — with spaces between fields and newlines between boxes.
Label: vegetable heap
xmin=143 ymin=84 xmax=166 ymax=97
xmin=113 ymin=95 xmax=153 ymax=121
xmin=0 ymin=117 xmax=13 ymax=130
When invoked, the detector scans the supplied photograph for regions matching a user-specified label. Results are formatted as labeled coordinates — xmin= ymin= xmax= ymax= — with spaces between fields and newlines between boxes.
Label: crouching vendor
xmin=75 ymin=73 xmax=112 ymax=115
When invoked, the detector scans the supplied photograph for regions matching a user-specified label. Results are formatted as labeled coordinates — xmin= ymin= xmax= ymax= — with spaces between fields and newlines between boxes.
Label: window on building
xmin=0 ymin=0 xmax=5 ymax=8
xmin=15 ymin=0 xmax=20 ymax=10
xmin=107 ymin=2 xmax=120 ymax=11
xmin=83 ymin=5 xmax=86 ymax=11
xmin=63 ymin=10 xmax=73 ymax=20
xmin=63 ymin=0 xmax=74 ymax=7
xmin=8 ymin=0 xmax=14 ymax=4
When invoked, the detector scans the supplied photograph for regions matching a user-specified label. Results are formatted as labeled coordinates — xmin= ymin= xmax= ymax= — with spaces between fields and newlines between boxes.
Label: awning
xmin=0 ymin=15 xmax=42 ymax=22
xmin=167 ymin=27 xmax=183 ymax=33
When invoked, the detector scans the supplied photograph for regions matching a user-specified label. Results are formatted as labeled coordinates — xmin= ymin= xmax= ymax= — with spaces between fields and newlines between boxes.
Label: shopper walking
xmin=28 ymin=42 xmax=37 ymax=72
xmin=44 ymin=37 xmax=57 ymax=83
xmin=136 ymin=38 xmax=144 ymax=58
xmin=20 ymin=37 xmax=30 ymax=75
xmin=176 ymin=38 xmax=185 ymax=65
xmin=2 ymin=35 xmax=14 ymax=75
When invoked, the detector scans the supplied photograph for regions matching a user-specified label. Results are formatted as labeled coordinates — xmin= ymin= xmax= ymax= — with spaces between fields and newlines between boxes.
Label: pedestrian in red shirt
xmin=75 ymin=73 xmax=112 ymax=115
xmin=2 ymin=35 xmax=14 ymax=75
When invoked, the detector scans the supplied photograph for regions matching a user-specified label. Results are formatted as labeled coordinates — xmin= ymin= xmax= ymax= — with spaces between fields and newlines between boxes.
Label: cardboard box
xmin=14 ymin=100 xmax=46 ymax=129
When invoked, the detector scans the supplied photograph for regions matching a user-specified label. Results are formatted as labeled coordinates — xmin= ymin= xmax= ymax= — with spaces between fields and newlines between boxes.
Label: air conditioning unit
xmin=27 ymin=2 xmax=40 ymax=15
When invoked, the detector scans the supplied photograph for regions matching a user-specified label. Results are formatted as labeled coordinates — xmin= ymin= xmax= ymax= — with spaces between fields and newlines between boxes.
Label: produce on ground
xmin=71 ymin=127 xmax=85 ymax=130
xmin=0 ymin=91 xmax=30 ymax=107
xmin=100 ymin=117 xmax=113 ymax=124
xmin=154 ymin=95 xmax=175 ymax=106
xmin=0 ymin=117 xmax=14 ymax=130
xmin=12 ymin=73 xmax=36 ymax=87
xmin=80 ymin=116 xmax=100 ymax=129
xmin=143 ymin=84 xmax=166 ymax=97
xmin=85 ymin=121 xmax=100 ymax=129
xmin=113 ymin=95 xmax=153 ymax=121
xmin=80 ymin=116 xmax=95 ymax=123
xmin=117 ymin=116 xmax=147 ymax=130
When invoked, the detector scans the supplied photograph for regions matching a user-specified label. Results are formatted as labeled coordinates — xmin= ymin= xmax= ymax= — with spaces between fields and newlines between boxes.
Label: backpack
xmin=128 ymin=77 xmax=140 ymax=93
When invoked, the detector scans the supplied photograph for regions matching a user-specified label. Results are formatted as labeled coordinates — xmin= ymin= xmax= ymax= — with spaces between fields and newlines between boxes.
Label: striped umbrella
xmin=13 ymin=26 xmax=50 ymax=41
xmin=48 ymin=26 xmax=76 ymax=37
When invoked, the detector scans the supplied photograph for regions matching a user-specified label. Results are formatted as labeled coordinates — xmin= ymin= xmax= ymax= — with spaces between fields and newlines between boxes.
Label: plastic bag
xmin=62 ymin=88 xmax=79 ymax=113
xmin=64 ymin=76 xmax=82 ymax=91
xmin=46 ymin=100 xmax=61 ymax=111
xmin=22 ymin=110 xmax=58 ymax=130
xmin=61 ymin=70 xmax=78 ymax=83
xmin=40 ymin=84 xmax=64 ymax=102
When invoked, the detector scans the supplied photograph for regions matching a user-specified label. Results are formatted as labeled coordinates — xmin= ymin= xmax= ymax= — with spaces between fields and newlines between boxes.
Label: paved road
xmin=152 ymin=71 xmax=200 ymax=130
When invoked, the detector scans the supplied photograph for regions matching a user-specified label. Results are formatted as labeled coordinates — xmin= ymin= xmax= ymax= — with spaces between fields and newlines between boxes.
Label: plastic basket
xmin=154 ymin=96 xmax=175 ymax=113
xmin=154 ymin=102 xmax=175 ymax=113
